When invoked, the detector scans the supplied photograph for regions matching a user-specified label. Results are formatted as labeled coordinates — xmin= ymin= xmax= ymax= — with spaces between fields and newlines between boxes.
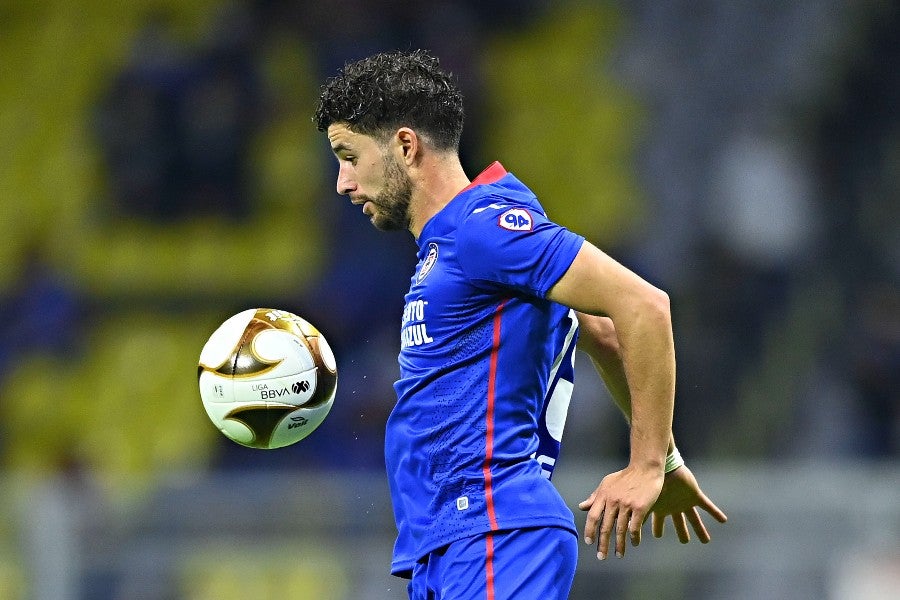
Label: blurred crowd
xmin=0 ymin=0 xmax=897 ymax=499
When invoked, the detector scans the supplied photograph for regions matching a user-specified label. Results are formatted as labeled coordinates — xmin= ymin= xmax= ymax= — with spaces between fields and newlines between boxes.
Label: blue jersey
xmin=386 ymin=162 xmax=585 ymax=576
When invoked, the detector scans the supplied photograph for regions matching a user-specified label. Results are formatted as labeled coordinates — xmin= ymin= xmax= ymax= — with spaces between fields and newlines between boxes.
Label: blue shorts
xmin=408 ymin=526 xmax=577 ymax=600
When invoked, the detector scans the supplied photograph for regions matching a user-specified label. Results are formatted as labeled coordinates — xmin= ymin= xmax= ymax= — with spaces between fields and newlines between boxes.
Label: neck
xmin=408 ymin=153 xmax=470 ymax=239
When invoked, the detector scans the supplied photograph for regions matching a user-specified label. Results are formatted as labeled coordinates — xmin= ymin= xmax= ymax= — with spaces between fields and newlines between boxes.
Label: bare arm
xmin=575 ymin=312 xmax=676 ymax=452
xmin=574 ymin=313 xmax=631 ymax=417
xmin=548 ymin=241 xmax=675 ymax=473
xmin=547 ymin=240 xmax=674 ymax=558
xmin=576 ymin=312 xmax=727 ymax=548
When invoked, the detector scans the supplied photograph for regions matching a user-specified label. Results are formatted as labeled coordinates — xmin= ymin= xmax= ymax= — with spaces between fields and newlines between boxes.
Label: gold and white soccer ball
xmin=198 ymin=308 xmax=337 ymax=449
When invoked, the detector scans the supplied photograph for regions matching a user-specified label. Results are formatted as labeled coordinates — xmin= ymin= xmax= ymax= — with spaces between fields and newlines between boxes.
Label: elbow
xmin=649 ymin=287 xmax=671 ymax=317
xmin=577 ymin=313 xmax=621 ymax=360
xmin=642 ymin=286 xmax=672 ymax=329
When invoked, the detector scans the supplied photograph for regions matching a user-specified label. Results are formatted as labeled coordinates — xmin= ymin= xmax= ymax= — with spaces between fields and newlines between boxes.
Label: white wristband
xmin=664 ymin=446 xmax=684 ymax=474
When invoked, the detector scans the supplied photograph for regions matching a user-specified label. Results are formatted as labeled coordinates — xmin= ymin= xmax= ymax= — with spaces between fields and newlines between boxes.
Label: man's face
xmin=327 ymin=123 xmax=413 ymax=232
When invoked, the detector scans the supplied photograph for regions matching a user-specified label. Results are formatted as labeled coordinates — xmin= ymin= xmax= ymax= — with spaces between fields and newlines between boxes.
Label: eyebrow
xmin=330 ymin=143 xmax=350 ymax=155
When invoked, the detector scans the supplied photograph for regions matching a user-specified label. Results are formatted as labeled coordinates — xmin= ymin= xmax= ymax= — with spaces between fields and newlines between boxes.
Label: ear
xmin=395 ymin=127 xmax=419 ymax=166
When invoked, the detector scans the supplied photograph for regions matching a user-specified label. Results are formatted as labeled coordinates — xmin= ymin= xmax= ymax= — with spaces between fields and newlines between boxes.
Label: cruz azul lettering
xmin=401 ymin=323 xmax=434 ymax=348
xmin=401 ymin=299 xmax=434 ymax=349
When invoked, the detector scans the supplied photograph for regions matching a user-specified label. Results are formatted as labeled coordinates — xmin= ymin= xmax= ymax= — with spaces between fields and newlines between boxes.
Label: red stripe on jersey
xmin=483 ymin=299 xmax=507 ymax=533
xmin=459 ymin=161 xmax=508 ymax=194
xmin=485 ymin=531 xmax=496 ymax=600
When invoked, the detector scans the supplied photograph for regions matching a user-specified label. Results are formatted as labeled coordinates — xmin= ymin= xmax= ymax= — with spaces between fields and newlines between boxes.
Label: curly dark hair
xmin=314 ymin=49 xmax=464 ymax=151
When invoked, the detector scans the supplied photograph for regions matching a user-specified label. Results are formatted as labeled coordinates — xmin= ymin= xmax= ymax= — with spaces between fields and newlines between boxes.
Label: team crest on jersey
xmin=498 ymin=208 xmax=533 ymax=232
xmin=417 ymin=242 xmax=439 ymax=283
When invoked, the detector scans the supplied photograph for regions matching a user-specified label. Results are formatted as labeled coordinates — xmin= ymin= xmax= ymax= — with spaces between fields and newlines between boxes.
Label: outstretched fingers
xmin=601 ymin=503 xmax=620 ymax=559
xmin=673 ymin=511 xmax=690 ymax=543
xmin=692 ymin=493 xmax=728 ymax=543
xmin=654 ymin=500 xmax=729 ymax=545
xmin=580 ymin=498 xmax=649 ymax=560
xmin=580 ymin=468 xmax=664 ymax=560
xmin=687 ymin=507 xmax=711 ymax=543
xmin=700 ymin=493 xmax=729 ymax=525
xmin=579 ymin=493 xmax=619 ymax=560
xmin=578 ymin=494 xmax=598 ymax=545
xmin=652 ymin=511 xmax=665 ymax=538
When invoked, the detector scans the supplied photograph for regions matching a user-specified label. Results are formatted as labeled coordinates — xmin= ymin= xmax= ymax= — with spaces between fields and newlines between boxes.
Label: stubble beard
xmin=367 ymin=154 xmax=413 ymax=232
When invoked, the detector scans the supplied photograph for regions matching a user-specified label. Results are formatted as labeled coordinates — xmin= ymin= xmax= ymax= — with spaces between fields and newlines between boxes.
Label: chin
xmin=372 ymin=215 xmax=407 ymax=232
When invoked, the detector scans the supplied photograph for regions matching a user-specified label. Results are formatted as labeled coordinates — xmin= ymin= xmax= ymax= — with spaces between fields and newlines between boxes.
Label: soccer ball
xmin=198 ymin=308 xmax=337 ymax=449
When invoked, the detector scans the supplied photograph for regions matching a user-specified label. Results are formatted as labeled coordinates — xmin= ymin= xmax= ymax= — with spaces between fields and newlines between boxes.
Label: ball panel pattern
xmin=197 ymin=308 xmax=337 ymax=449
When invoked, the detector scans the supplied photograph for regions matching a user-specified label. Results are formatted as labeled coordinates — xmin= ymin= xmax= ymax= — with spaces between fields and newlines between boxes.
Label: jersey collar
xmin=458 ymin=161 xmax=508 ymax=194
xmin=417 ymin=162 xmax=510 ymax=245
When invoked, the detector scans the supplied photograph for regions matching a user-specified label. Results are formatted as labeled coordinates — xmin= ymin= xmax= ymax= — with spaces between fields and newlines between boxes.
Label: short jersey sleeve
xmin=456 ymin=202 xmax=585 ymax=298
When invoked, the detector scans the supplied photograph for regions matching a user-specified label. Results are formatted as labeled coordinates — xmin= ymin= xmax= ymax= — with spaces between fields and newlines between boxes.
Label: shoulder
xmin=454 ymin=197 xmax=532 ymax=255
xmin=455 ymin=195 xmax=568 ymax=277
xmin=458 ymin=193 xmax=543 ymax=234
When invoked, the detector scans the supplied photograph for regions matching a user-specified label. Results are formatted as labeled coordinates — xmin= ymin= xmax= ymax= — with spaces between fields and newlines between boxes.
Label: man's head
xmin=314 ymin=49 xmax=464 ymax=151
xmin=327 ymin=119 xmax=416 ymax=231
xmin=316 ymin=50 xmax=466 ymax=233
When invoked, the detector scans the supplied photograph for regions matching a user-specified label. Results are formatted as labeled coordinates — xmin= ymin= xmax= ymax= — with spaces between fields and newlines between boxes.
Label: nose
xmin=336 ymin=162 xmax=355 ymax=196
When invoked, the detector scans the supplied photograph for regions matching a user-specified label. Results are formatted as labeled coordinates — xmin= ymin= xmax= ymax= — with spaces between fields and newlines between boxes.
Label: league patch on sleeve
xmin=498 ymin=208 xmax=534 ymax=231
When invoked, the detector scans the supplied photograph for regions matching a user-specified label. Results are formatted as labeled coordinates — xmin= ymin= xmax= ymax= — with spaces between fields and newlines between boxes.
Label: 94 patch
xmin=498 ymin=208 xmax=533 ymax=231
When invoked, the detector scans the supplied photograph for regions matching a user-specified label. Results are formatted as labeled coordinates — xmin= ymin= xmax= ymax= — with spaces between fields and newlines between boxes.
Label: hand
xmin=649 ymin=464 xmax=728 ymax=544
xmin=578 ymin=465 xmax=664 ymax=560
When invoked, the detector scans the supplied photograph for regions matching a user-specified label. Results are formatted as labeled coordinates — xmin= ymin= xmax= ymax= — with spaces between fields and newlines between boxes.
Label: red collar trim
xmin=459 ymin=161 xmax=507 ymax=193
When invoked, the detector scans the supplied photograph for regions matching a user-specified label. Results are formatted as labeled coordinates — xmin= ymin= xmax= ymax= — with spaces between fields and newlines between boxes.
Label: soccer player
xmin=314 ymin=49 xmax=726 ymax=599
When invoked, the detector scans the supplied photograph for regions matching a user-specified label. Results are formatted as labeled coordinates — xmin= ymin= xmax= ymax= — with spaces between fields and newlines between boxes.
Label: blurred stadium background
xmin=0 ymin=0 xmax=897 ymax=598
